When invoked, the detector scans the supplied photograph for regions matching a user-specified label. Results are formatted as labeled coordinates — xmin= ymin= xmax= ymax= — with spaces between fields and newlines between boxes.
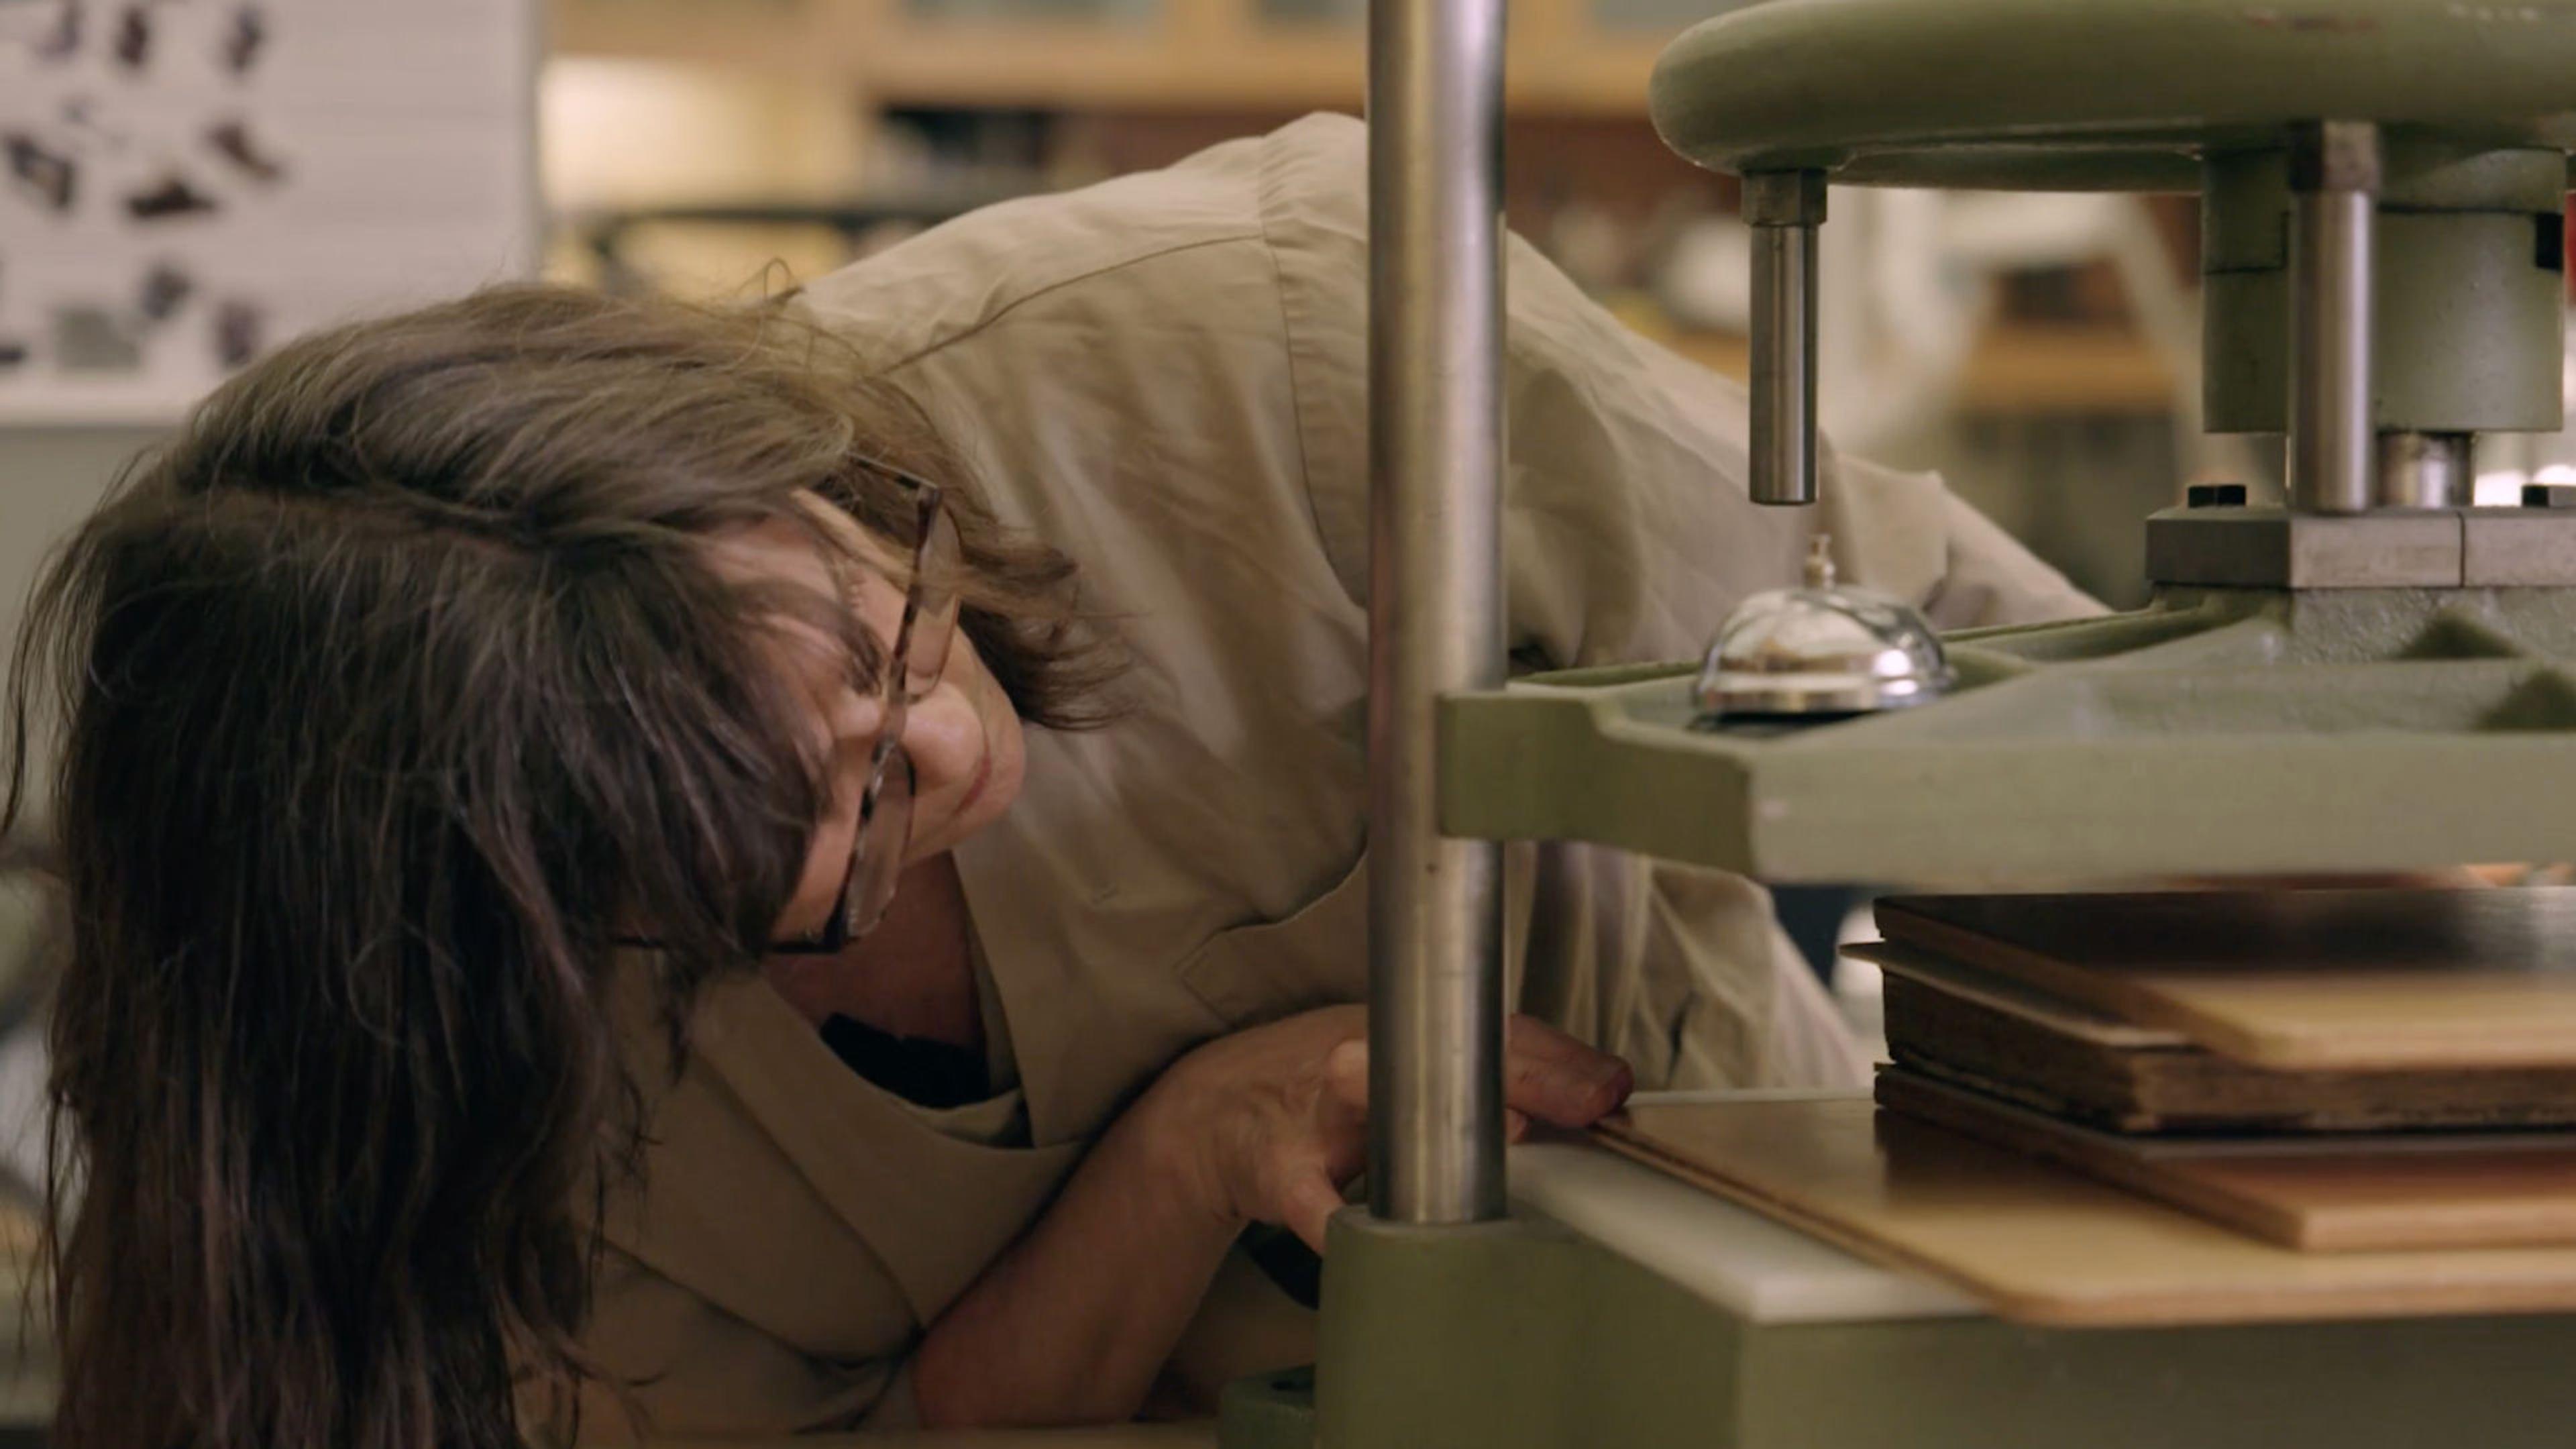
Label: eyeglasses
xmin=772 ymin=469 xmax=961 ymax=955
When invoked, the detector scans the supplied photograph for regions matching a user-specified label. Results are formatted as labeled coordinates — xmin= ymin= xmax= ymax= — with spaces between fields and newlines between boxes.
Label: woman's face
xmin=711 ymin=496 xmax=1028 ymax=941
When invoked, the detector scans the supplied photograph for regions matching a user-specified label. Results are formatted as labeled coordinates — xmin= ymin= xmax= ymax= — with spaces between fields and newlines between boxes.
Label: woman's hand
xmin=1145 ymin=1006 xmax=1634 ymax=1252
xmin=907 ymin=1008 xmax=1630 ymax=1428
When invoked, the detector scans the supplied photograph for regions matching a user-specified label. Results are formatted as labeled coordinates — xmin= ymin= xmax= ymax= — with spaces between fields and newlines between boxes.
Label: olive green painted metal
xmin=1277 ymin=1208 xmax=2576 ymax=1449
xmin=1440 ymin=588 xmax=2576 ymax=885
xmin=1648 ymin=0 xmax=2576 ymax=190
xmin=2376 ymin=138 xmax=2571 ymax=213
xmin=1305 ymin=1212 xmax=1739 ymax=1449
xmin=1732 ymin=1313 xmax=2576 ymax=1449
xmin=2200 ymin=144 xmax=2567 ymax=435
xmin=2355 ymin=210 xmax=2563 ymax=431
xmin=1216 ymin=1367 xmax=1318 ymax=1449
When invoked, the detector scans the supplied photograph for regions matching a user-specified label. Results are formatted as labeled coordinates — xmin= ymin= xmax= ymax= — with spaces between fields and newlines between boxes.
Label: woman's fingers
xmin=1278 ymin=1165 xmax=1351 ymax=1254
xmin=1324 ymin=1036 xmax=1370 ymax=1112
xmin=1503 ymin=1015 xmax=1633 ymax=1128
xmin=1316 ymin=1015 xmax=1631 ymax=1128
xmin=1269 ymin=1015 xmax=1624 ymax=1250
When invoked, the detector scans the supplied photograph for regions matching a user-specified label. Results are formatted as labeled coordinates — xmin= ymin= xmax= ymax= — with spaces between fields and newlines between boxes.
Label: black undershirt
xmin=818 ymin=1013 xmax=991 ymax=1110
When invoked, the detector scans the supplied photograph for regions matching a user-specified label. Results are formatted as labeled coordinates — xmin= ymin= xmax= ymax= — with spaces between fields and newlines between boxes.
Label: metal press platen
xmin=1665 ymin=0 xmax=2576 ymax=541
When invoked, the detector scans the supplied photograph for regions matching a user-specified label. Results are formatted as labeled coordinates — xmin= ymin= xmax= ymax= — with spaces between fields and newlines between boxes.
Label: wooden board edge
xmin=2297 ymin=1210 xmax=2576 ymax=1254
xmin=1873 ymin=906 xmax=2190 ymax=1033
xmin=1876 ymin=906 xmax=2406 ymax=1071
xmin=1874 ymin=899 xmax=2576 ymax=1072
xmin=1878 ymin=1069 xmax=2576 ymax=1253
xmin=1849 ymin=938 xmax=2189 ymax=1048
xmin=1870 ymin=1071 xmax=2310 ymax=1250
xmin=1585 ymin=1118 xmax=2004 ymax=1309
xmin=2243 ymin=1027 xmax=2576 ymax=1074
xmin=1589 ymin=1114 xmax=2145 ymax=1327
xmin=1593 ymin=1110 xmax=2576 ymax=1328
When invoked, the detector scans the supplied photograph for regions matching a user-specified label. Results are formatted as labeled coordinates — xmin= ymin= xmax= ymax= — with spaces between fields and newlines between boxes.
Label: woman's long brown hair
xmin=1 ymin=284 xmax=1117 ymax=1449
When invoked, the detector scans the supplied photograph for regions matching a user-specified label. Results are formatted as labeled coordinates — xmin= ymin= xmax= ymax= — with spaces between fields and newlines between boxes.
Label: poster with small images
xmin=0 ymin=0 xmax=537 ymax=424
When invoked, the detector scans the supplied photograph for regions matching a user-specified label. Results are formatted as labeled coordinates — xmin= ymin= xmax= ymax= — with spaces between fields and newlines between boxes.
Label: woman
xmin=4 ymin=115 xmax=2094 ymax=1447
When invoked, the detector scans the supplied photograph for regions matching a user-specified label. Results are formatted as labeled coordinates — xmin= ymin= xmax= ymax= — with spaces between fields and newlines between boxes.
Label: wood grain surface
xmin=1864 ymin=940 xmax=2576 ymax=1132
xmin=1596 ymin=1095 xmax=2576 ymax=1326
xmin=1874 ymin=1068 xmax=2576 ymax=1252
xmin=1875 ymin=888 xmax=2576 ymax=1070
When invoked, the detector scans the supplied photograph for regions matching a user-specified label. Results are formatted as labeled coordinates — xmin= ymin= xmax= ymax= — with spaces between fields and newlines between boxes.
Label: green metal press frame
xmin=1283 ymin=1 xmax=2576 ymax=1446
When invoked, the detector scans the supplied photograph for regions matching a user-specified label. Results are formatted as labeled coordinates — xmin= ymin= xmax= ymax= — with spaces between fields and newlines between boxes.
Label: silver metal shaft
xmin=2375 ymin=430 xmax=2473 ymax=509
xmin=2289 ymin=121 xmax=2380 ymax=515
xmin=1364 ymin=0 xmax=1507 ymax=1226
xmin=1745 ymin=171 xmax=1827 ymax=507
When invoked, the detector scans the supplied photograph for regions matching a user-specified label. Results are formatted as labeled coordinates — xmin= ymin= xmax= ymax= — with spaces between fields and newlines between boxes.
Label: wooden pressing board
xmin=1849 ymin=939 xmax=2187 ymax=1046
xmin=1875 ymin=887 xmax=2576 ymax=1071
xmin=1855 ymin=939 xmax=2576 ymax=1132
xmin=1874 ymin=1068 xmax=2576 ymax=1252
xmin=1595 ymin=1096 xmax=2576 ymax=1327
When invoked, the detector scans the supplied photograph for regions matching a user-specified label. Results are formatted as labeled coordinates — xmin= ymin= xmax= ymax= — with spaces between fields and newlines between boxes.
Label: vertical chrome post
xmin=2289 ymin=121 xmax=2381 ymax=515
xmin=1745 ymin=170 xmax=1827 ymax=507
xmin=1365 ymin=0 xmax=1507 ymax=1224
xmin=2375 ymin=430 xmax=2473 ymax=509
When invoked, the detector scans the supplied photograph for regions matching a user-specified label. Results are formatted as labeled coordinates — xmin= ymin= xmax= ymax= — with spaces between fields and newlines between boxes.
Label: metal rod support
xmin=2289 ymin=121 xmax=2381 ymax=515
xmin=1745 ymin=170 xmax=1827 ymax=508
xmin=1365 ymin=0 xmax=1507 ymax=1226
xmin=2375 ymin=430 xmax=2473 ymax=510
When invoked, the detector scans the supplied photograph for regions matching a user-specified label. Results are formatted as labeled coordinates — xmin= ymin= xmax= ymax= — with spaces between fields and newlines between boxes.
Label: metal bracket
xmin=2147 ymin=505 xmax=2576 ymax=589
xmin=1741 ymin=170 xmax=1827 ymax=227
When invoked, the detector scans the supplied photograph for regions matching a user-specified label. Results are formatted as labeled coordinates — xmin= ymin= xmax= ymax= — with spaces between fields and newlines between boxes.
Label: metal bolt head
xmin=2288 ymin=119 xmax=2382 ymax=194
xmin=1741 ymin=169 xmax=1828 ymax=227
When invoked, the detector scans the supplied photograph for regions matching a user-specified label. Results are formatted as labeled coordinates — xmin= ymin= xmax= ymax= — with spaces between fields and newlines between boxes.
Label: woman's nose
xmin=898 ymin=680 xmax=982 ymax=784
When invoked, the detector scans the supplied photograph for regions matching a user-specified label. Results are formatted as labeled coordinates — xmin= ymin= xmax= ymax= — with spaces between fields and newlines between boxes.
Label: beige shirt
xmin=563 ymin=113 xmax=2098 ymax=1441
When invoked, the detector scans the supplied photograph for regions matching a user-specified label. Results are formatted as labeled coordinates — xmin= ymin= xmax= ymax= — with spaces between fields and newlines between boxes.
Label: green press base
xmin=1231 ymin=1209 xmax=2576 ymax=1449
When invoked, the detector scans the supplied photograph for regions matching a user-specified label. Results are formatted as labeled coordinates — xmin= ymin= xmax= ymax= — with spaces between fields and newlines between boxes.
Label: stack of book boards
xmin=1859 ymin=887 xmax=2576 ymax=1253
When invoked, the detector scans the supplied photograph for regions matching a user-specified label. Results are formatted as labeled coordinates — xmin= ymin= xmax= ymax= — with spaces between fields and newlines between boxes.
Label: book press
xmin=1220 ymin=1 xmax=2576 ymax=1445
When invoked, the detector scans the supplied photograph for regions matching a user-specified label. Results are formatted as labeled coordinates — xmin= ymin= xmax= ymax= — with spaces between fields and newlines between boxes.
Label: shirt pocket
xmin=1176 ymin=853 xmax=1370 ymax=1029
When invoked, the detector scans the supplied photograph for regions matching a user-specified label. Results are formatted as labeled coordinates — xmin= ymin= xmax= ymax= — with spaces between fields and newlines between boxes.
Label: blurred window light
xmin=2475 ymin=470 xmax=2532 ymax=506
xmin=542 ymin=58 xmax=865 ymax=211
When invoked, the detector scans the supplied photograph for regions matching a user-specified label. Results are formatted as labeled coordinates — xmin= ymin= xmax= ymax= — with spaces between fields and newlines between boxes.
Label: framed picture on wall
xmin=0 ymin=0 xmax=539 ymax=425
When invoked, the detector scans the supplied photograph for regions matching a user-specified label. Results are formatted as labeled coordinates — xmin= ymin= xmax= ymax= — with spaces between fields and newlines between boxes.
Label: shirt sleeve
xmin=1919 ymin=486 xmax=2108 ymax=630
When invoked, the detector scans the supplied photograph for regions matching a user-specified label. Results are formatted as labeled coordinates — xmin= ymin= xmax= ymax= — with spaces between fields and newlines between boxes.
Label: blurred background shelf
xmin=1621 ymin=313 xmax=2174 ymax=419
xmin=550 ymin=0 xmax=1674 ymax=113
xmin=545 ymin=0 xmax=2375 ymax=613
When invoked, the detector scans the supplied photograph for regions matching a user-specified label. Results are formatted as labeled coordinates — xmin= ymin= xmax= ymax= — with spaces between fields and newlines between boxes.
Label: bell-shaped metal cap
xmin=1696 ymin=535 xmax=1953 ymax=720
